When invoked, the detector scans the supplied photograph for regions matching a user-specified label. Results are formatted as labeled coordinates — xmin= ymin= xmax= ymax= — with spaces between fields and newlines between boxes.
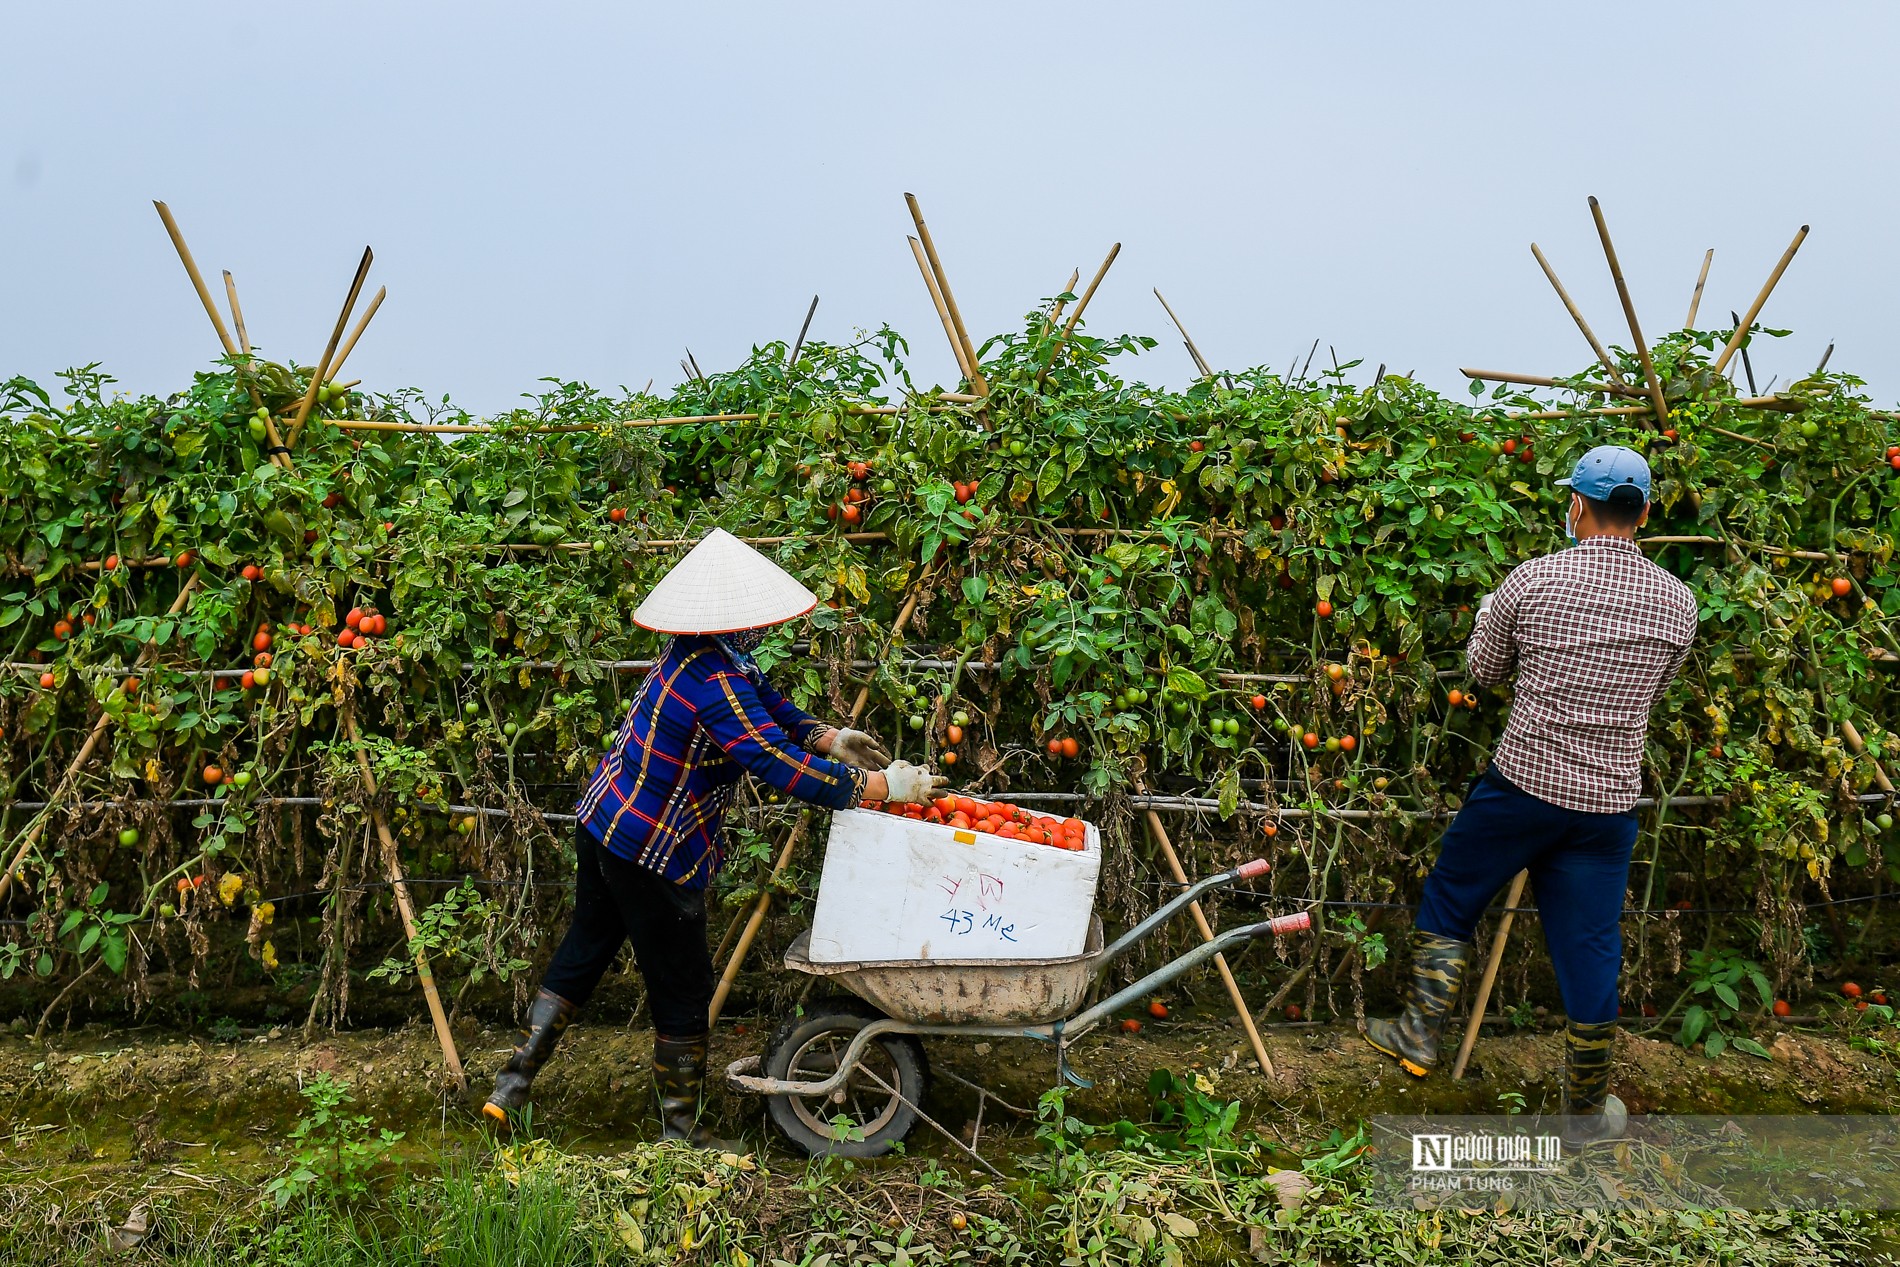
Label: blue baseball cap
xmin=1556 ymin=445 xmax=1650 ymax=506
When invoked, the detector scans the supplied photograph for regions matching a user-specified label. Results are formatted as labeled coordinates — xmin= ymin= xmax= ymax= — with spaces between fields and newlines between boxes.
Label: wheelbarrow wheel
xmin=761 ymin=998 xmax=928 ymax=1158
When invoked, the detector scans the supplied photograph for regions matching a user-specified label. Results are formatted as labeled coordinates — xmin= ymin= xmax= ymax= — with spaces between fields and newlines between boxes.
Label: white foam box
xmin=807 ymin=807 xmax=1103 ymax=963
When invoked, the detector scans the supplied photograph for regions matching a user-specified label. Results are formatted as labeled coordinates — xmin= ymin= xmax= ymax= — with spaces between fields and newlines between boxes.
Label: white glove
xmin=1477 ymin=592 xmax=1495 ymax=615
xmin=828 ymin=727 xmax=891 ymax=769
xmin=881 ymin=760 xmax=948 ymax=805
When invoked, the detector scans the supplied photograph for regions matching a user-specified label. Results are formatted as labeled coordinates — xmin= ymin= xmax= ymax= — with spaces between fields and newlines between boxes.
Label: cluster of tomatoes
xmin=1044 ymin=735 xmax=1081 ymax=760
xmin=338 ymin=605 xmax=389 ymax=649
xmin=862 ymin=794 xmax=1090 ymax=851
xmin=824 ymin=460 xmax=876 ymax=525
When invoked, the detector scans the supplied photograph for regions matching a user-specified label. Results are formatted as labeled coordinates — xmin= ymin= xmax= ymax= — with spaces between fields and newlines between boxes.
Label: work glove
xmin=828 ymin=727 xmax=891 ymax=770
xmin=881 ymin=760 xmax=948 ymax=805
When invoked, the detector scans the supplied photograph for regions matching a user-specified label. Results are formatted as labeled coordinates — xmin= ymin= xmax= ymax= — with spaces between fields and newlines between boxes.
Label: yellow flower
xmin=256 ymin=902 xmax=275 ymax=926
xmin=260 ymin=940 xmax=278 ymax=970
xmin=218 ymin=874 xmax=245 ymax=906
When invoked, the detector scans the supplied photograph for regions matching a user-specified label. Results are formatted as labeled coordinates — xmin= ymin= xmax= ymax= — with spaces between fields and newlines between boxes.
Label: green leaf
xmin=1165 ymin=666 xmax=1210 ymax=701
xmin=1713 ymin=981 xmax=1740 ymax=1011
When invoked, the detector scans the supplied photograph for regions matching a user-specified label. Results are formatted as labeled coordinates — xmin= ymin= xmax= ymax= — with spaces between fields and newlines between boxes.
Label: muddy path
xmin=3 ymin=1010 xmax=1895 ymax=1184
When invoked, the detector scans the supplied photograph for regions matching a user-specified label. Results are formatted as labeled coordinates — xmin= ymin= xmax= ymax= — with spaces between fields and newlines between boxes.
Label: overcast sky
xmin=4 ymin=3 xmax=1896 ymax=415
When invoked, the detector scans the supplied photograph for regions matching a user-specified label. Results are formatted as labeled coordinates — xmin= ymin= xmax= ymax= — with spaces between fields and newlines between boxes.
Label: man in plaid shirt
xmin=1364 ymin=446 xmax=1697 ymax=1145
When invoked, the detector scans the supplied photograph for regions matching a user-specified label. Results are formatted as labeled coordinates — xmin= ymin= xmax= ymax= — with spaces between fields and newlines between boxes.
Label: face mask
xmin=722 ymin=627 xmax=767 ymax=654
xmin=1564 ymin=494 xmax=1579 ymax=544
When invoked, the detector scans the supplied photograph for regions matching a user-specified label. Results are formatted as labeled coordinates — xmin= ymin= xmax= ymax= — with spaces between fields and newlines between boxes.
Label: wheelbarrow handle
xmin=1067 ymin=909 xmax=1311 ymax=1040
xmin=1096 ymin=858 xmax=1273 ymax=969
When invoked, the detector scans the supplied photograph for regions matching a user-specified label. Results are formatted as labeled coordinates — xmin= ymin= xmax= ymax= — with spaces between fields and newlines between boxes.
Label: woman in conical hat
xmin=484 ymin=530 xmax=944 ymax=1141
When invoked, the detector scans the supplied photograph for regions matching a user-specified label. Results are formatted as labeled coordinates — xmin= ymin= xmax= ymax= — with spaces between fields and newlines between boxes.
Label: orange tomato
xmin=946 ymin=724 xmax=964 ymax=744
xmin=1316 ymin=600 xmax=1333 ymax=619
xmin=1059 ymin=736 xmax=1079 ymax=759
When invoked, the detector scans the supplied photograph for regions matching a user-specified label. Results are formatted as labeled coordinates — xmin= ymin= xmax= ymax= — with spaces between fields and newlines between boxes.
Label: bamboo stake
xmin=1047 ymin=268 xmax=1081 ymax=330
xmin=285 ymin=246 xmax=374 ymax=449
xmin=1448 ymin=869 xmax=1528 ymax=1080
xmin=904 ymin=194 xmax=988 ymax=394
xmin=908 ymin=236 xmax=975 ymax=385
xmin=152 ymin=207 xmax=295 ymax=471
xmin=325 ymin=285 xmax=386 ymax=385
xmin=1731 ymin=311 xmax=1759 ymax=395
xmin=1712 ymin=226 xmax=1809 ymax=376
xmin=1529 ymin=243 xmax=1629 ymax=388
xmin=707 ymin=585 xmax=928 ymax=1027
xmin=1587 ymin=197 xmax=1667 ymax=429
xmin=153 ymin=202 xmax=238 ymax=357
xmin=1133 ymin=788 xmax=1277 ymax=1077
xmin=686 ymin=349 xmax=709 ymax=385
xmin=212 ymin=273 xmax=299 ymax=472
xmin=789 ymin=294 xmax=819 ymax=369
xmin=0 ymin=576 xmax=199 ymax=903
xmin=1035 ymin=242 xmax=1121 ymax=388
xmin=222 ymin=270 xmax=251 ymax=355
xmin=1460 ymin=368 xmax=1642 ymax=398
xmin=341 ymin=703 xmax=467 ymax=1089
xmin=1685 ymin=249 xmax=1713 ymax=328
xmin=1815 ymin=341 xmax=1835 ymax=375
xmin=1154 ymin=288 xmax=1214 ymax=378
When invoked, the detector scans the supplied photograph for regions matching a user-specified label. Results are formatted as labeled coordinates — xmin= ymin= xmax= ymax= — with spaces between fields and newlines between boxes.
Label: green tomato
xmin=878 ymin=479 xmax=896 ymax=495
xmin=909 ymin=714 xmax=925 ymax=731
xmin=1207 ymin=721 xmax=1224 ymax=739
xmin=1325 ymin=737 xmax=1341 ymax=752
xmin=952 ymin=710 xmax=970 ymax=727
xmin=1168 ymin=700 xmax=1189 ymax=720
xmin=248 ymin=418 xmax=268 ymax=442
xmin=252 ymin=667 xmax=272 ymax=686
xmin=1008 ymin=440 xmax=1026 ymax=456
xmin=254 ymin=405 xmax=270 ymax=421
xmin=231 ymin=771 xmax=253 ymax=788
xmin=591 ymin=540 xmax=606 ymax=552
xmin=117 ymin=828 xmax=140 ymax=848
xmin=464 ymin=700 xmax=481 ymax=717
xmin=1880 ymin=813 xmax=1895 ymax=831
xmin=1800 ymin=420 xmax=1820 ymax=439
xmin=503 ymin=721 xmax=518 ymax=737
xmin=159 ymin=903 xmax=177 ymax=919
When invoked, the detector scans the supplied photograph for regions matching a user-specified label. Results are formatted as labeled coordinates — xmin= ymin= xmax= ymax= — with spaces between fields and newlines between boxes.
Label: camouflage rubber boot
xmin=483 ymin=988 xmax=579 ymax=1123
xmin=1559 ymin=1019 xmax=1627 ymax=1147
xmin=1362 ymin=932 xmax=1472 ymax=1077
xmin=653 ymin=1033 xmax=741 ymax=1151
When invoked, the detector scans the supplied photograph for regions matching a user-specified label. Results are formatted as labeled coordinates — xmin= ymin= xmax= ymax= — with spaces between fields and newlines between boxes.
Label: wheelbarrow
xmin=726 ymin=858 xmax=1309 ymax=1158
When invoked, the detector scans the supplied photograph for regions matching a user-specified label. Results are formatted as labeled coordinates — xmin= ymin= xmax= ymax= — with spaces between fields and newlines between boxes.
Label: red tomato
xmin=241 ymin=671 xmax=256 ymax=690
xmin=1302 ymin=732 xmax=1320 ymax=750
xmin=346 ymin=608 xmax=364 ymax=630
xmin=338 ymin=629 xmax=356 ymax=648
xmin=1339 ymin=735 xmax=1357 ymax=752
xmin=38 ymin=672 xmax=55 ymax=689
xmin=254 ymin=631 xmax=273 ymax=652
xmin=1843 ymin=981 xmax=1864 ymax=999
xmin=1046 ymin=738 xmax=1062 ymax=757
xmin=1772 ymin=999 xmax=1792 ymax=1017
xmin=1250 ymin=694 xmax=1267 ymax=711
xmin=946 ymin=723 xmax=964 ymax=744
xmin=1316 ymin=600 xmax=1334 ymax=619
xmin=1831 ymin=577 xmax=1852 ymax=597
xmin=1148 ymin=1000 xmax=1168 ymax=1019
xmin=1059 ymin=737 xmax=1079 ymax=759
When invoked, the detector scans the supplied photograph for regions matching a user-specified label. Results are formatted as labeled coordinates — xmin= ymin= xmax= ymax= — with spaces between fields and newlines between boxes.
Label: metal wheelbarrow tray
xmin=727 ymin=858 xmax=1309 ymax=1158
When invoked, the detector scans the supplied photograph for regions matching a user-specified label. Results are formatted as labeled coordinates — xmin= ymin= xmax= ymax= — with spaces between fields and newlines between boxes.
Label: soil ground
xmin=3 ymin=1007 xmax=1896 ymax=1204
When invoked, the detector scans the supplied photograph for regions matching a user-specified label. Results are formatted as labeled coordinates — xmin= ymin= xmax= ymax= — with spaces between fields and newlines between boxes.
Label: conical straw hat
xmin=632 ymin=528 xmax=818 ymax=634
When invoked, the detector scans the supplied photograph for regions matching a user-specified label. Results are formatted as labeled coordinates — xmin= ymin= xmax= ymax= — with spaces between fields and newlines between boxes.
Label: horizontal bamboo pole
xmin=1461 ymin=368 xmax=1642 ymax=398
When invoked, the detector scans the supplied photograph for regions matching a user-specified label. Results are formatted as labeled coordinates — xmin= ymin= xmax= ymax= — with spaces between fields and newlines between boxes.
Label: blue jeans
xmin=1415 ymin=769 xmax=1638 ymax=1025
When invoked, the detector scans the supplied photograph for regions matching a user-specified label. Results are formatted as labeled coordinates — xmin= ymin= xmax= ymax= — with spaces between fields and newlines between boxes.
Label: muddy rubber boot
xmin=1559 ymin=1019 xmax=1627 ymax=1147
xmin=653 ymin=1033 xmax=742 ymax=1151
xmin=1362 ymin=932 xmax=1471 ymax=1077
xmin=483 ymin=988 xmax=579 ymax=1123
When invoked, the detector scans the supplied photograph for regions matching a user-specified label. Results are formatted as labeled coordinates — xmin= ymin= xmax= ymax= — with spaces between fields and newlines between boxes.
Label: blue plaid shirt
xmin=576 ymin=636 xmax=865 ymax=888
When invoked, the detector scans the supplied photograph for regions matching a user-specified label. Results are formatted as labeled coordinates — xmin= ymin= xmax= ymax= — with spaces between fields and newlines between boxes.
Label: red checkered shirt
xmin=1467 ymin=535 xmax=1698 ymax=814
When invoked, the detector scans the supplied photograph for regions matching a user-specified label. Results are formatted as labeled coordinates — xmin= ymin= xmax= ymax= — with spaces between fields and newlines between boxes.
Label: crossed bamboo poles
xmin=3 ymin=204 xmax=468 ymax=1088
xmin=1446 ymin=198 xmax=1887 ymax=1079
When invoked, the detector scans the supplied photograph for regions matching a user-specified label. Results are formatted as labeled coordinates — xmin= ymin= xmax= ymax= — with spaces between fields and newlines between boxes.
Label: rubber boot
xmin=653 ymin=1033 xmax=741 ymax=1151
xmin=1362 ymin=932 xmax=1471 ymax=1077
xmin=1559 ymin=1019 xmax=1627 ymax=1147
xmin=483 ymin=988 xmax=579 ymax=1123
